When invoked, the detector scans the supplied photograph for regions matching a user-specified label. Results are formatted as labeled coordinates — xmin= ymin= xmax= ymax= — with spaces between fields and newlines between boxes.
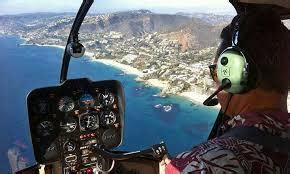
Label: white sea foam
xmin=154 ymin=104 xmax=163 ymax=109
xmin=163 ymin=105 xmax=172 ymax=112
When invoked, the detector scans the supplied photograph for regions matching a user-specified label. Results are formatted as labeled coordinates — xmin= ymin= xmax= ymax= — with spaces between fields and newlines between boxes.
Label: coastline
xmin=91 ymin=58 xmax=144 ymax=77
xmin=20 ymin=43 xmax=219 ymax=108
xmin=91 ymin=58 xmax=216 ymax=107
xmin=20 ymin=43 xmax=65 ymax=50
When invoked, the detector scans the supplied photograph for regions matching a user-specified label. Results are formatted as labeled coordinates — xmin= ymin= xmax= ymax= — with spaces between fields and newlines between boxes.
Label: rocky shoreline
xmin=21 ymin=43 xmax=216 ymax=107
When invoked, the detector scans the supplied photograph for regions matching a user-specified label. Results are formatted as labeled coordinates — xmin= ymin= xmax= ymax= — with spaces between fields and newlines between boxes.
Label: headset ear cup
xmin=217 ymin=47 xmax=249 ymax=94
xmin=216 ymin=14 xmax=258 ymax=94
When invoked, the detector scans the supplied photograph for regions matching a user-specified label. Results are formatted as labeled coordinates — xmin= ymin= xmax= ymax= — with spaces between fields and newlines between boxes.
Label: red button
xmin=86 ymin=168 xmax=93 ymax=174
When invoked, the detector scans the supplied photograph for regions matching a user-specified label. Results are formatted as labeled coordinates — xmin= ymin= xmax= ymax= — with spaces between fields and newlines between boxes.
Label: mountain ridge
xmin=0 ymin=9 xmax=232 ymax=98
xmin=0 ymin=10 xmax=231 ymax=50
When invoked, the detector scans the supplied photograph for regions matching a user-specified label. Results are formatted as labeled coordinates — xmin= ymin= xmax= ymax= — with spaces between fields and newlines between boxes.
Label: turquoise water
xmin=0 ymin=35 xmax=218 ymax=172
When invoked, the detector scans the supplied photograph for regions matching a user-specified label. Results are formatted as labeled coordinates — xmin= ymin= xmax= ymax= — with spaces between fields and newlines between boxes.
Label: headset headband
xmin=232 ymin=16 xmax=241 ymax=47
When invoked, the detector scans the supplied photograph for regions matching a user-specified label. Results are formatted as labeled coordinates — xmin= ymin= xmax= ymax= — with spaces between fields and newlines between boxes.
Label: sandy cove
xmin=28 ymin=43 xmax=290 ymax=110
xmin=90 ymin=58 xmax=217 ymax=106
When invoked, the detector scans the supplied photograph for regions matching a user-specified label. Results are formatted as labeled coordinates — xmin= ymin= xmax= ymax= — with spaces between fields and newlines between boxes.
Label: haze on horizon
xmin=0 ymin=0 xmax=236 ymax=15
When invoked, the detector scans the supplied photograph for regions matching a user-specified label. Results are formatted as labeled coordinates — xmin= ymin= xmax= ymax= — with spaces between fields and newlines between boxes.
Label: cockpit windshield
xmin=3 ymin=0 xmax=289 ymax=173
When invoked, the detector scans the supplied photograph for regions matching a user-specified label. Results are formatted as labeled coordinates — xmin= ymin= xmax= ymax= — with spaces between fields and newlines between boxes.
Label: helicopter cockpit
xmin=27 ymin=79 xmax=127 ymax=173
xmin=15 ymin=0 xmax=290 ymax=173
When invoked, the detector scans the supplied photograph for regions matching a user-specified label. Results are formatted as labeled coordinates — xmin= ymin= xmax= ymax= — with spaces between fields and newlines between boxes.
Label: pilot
xmin=161 ymin=8 xmax=290 ymax=173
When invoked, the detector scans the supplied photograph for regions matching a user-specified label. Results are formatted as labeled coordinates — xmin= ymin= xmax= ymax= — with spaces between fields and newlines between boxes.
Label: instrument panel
xmin=27 ymin=78 xmax=125 ymax=172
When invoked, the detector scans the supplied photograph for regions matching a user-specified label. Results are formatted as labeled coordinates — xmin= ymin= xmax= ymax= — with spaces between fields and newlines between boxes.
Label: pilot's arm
xmin=161 ymin=138 xmax=245 ymax=174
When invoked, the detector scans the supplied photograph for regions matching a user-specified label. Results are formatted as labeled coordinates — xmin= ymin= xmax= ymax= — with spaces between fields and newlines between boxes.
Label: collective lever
xmin=91 ymin=142 xmax=169 ymax=161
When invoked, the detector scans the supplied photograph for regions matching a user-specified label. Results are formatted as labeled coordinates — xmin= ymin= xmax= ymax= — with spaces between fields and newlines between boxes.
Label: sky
xmin=0 ymin=0 xmax=236 ymax=15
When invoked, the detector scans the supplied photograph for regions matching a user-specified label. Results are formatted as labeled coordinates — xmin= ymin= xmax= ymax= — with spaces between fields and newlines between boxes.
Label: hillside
xmin=0 ymin=10 xmax=230 ymax=50
xmin=0 ymin=10 xmax=232 ymax=97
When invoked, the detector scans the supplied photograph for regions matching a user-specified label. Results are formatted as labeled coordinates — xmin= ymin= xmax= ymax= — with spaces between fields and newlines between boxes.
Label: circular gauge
xmin=63 ymin=140 xmax=76 ymax=152
xmin=36 ymin=121 xmax=54 ymax=137
xmin=95 ymin=155 xmax=115 ymax=172
xmin=58 ymin=96 xmax=75 ymax=112
xmin=79 ymin=94 xmax=95 ymax=108
xmin=101 ymin=111 xmax=117 ymax=126
xmin=35 ymin=100 xmax=48 ymax=114
xmin=99 ymin=91 xmax=114 ymax=106
xmin=44 ymin=142 xmax=59 ymax=161
xmin=102 ymin=129 xmax=119 ymax=148
xmin=79 ymin=112 xmax=99 ymax=131
xmin=60 ymin=117 xmax=77 ymax=133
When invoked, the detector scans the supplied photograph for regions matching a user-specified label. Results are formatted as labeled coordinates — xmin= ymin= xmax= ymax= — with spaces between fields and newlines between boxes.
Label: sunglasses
xmin=209 ymin=64 xmax=218 ymax=82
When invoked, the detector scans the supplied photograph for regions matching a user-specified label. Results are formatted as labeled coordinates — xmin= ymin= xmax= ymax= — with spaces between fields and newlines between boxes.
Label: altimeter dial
xmin=58 ymin=96 xmax=75 ymax=112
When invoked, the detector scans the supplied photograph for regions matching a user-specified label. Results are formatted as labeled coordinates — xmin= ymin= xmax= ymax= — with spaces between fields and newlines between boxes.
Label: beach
xmin=91 ymin=58 xmax=212 ymax=106
xmin=19 ymin=44 xmax=219 ymax=107
xmin=25 ymin=43 xmax=290 ymax=110
xmin=91 ymin=58 xmax=144 ymax=77
xmin=20 ymin=43 xmax=65 ymax=50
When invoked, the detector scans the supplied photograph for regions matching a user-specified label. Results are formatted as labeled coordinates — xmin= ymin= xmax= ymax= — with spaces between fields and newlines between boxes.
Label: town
xmin=0 ymin=11 xmax=228 ymax=103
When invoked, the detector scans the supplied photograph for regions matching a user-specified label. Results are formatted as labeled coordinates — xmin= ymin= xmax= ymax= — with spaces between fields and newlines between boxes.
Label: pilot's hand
xmin=159 ymin=157 xmax=171 ymax=174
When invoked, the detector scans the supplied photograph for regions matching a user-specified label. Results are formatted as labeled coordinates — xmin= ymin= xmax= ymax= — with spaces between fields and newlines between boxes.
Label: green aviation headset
xmin=216 ymin=17 xmax=258 ymax=94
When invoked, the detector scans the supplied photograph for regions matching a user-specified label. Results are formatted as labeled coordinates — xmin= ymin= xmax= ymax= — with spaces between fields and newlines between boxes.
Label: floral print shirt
xmin=166 ymin=110 xmax=290 ymax=174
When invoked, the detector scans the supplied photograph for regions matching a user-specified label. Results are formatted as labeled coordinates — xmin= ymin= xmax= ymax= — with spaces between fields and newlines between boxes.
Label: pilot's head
xmin=212 ymin=9 xmax=290 ymax=116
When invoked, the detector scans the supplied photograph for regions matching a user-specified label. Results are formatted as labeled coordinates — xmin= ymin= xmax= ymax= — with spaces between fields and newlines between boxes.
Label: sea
xmin=0 ymin=35 xmax=218 ymax=172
